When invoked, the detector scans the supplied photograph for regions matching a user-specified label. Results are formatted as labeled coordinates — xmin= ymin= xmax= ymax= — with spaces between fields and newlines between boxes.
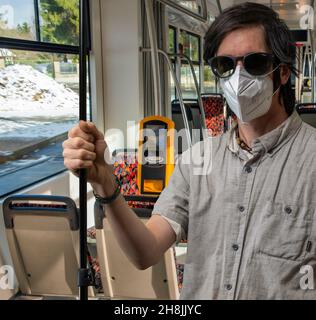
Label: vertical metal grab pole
xmin=309 ymin=29 xmax=315 ymax=103
xmin=144 ymin=0 xmax=162 ymax=115
xmin=172 ymin=53 xmax=207 ymax=132
xmin=79 ymin=0 xmax=88 ymax=301
xmin=141 ymin=48 xmax=192 ymax=147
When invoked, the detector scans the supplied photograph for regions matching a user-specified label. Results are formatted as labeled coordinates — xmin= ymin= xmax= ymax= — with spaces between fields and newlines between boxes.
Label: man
xmin=63 ymin=3 xmax=316 ymax=299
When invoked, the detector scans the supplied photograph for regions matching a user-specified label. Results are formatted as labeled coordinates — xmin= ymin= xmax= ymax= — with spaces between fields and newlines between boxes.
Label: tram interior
xmin=0 ymin=0 xmax=316 ymax=300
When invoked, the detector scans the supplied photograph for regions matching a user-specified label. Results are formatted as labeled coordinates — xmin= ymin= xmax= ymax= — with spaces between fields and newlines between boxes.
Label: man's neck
xmin=237 ymin=102 xmax=289 ymax=148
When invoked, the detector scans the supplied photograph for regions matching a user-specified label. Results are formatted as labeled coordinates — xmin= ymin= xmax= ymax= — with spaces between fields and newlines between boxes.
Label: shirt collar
xmin=227 ymin=111 xmax=303 ymax=159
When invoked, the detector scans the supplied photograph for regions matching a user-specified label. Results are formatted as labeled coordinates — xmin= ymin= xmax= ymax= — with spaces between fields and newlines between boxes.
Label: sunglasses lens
xmin=244 ymin=53 xmax=273 ymax=76
xmin=211 ymin=56 xmax=235 ymax=78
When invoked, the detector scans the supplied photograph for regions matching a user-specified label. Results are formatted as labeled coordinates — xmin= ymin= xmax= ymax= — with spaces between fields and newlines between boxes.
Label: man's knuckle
xmin=77 ymin=159 xmax=84 ymax=167
xmin=79 ymin=150 xmax=87 ymax=158
xmin=69 ymin=126 xmax=77 ymax=137
xmin=74 ymin=137 xmax=83 ymax=148
xmin=64 ymin=159 xmax=72 ymax=169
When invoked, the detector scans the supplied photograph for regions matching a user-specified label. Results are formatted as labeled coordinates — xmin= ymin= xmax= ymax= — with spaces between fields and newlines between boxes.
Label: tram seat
xmin=92 ymin=149 xmax=180 ymax=300
xmin=94 ymin=202 xmax=179 ymax=300
xmin=2 ymin=195 xmax=94 ymax=299
xmin=171 ymin=99 xmax=203 ymax=152
xmin=296 ymin=103 xmax=316 ymax=128
xmin=113 ymin=149 xmax=154 ymax=209
xmin=201 ymin=94 xmax=225 ymax=137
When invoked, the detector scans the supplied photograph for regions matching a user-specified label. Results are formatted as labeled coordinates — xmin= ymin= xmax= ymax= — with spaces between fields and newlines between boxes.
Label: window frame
xmin=0 ymin=1 xmax=89 ymax=198
xmin=0 ymin=0 xmax=81 ymax=47
xmin=179 ymin=29 xmax=201 ymax=65
xmin=0 ymin=0 xmax=80 ymax=54
xmin=0 ymin=37 xmax=79 ymax=55
xmin=168 ymin=25 xmax=202 ymax=100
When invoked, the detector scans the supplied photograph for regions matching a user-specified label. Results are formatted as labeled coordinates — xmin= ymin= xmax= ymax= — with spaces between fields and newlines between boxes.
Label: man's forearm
xmin=91 ymin=180 xmax=160 ymax=270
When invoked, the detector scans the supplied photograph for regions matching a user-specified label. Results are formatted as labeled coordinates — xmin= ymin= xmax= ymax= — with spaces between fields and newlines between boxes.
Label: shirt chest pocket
xmin=255 ymin=202 xmax=314 ymax=262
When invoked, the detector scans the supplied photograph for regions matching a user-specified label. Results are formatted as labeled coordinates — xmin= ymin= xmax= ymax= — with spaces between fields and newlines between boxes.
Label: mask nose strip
xmin=239 ymin=79 xmax=256 ymax=95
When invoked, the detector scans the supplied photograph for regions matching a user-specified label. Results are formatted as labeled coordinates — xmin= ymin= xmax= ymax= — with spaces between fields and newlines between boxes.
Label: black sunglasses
xmin=208 ymin=52 xmax=275 ymax=79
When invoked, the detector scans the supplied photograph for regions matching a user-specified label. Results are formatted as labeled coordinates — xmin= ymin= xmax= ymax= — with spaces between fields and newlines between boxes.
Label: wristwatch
xmin=93 ymin=177 xmax=121 ymax=205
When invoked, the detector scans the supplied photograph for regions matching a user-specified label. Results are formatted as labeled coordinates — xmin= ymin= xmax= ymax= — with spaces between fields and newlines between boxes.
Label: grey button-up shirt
xmin=152 ymin=111 xmax=316 ymax=300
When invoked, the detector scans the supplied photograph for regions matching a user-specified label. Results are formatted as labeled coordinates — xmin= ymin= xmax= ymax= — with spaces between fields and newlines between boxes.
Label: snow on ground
xmin=0 ymin=64 xmax=79 ymax=139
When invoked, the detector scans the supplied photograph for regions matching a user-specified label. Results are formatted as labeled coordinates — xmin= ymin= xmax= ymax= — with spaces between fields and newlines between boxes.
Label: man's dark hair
xmin=204 ymin=2 xmax=297 ymax=115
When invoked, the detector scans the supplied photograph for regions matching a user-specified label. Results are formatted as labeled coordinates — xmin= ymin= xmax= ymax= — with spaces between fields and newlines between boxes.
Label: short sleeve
xmin=152 ymin=151 xmax=190 ymax=245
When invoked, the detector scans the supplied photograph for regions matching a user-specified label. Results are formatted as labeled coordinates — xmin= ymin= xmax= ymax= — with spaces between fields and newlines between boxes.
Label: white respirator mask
xmin=220 ymin=65 xmax=280 ymax=123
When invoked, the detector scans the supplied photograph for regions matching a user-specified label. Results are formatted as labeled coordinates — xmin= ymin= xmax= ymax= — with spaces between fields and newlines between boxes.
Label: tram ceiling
xmin=165 ymin=1 xmax=316 ymax=32
xmin=212 ymin=0 xmax=315 ymax=30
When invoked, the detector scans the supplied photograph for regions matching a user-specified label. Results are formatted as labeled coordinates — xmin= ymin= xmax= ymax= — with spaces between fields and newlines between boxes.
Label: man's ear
xmin=280 ymin=65 xmax=291 ymax=85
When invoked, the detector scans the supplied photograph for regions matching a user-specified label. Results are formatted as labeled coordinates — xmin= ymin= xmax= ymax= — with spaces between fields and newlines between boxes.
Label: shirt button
xmin=238 ymin=205 xmax=245 ymax=213
xmin=226 ymin=284 xmax=233 ymax=291
xmin=245 ymin=166 xmax=252 ymax=173
xmin=232 ymin=244 xmax=239 ymax=251
xmin=285 ymin=206 xmax=292 ymax=214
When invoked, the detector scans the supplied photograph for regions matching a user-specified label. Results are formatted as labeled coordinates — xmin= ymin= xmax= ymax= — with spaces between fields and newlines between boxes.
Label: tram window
xmin=168 ymin=26 xmax=176 ymax=54
xmin=0 ymin=0 xmax=37 ymax=41
xmin=203 ymin=65 xmax=217 ymax=94
xmin=0 ymin=50 xmax=79 ymax=196
xmin=170 ymin=69 xmax=176 ymax=101
xmin=168 ymin=28 xmax=201 ymax=100
xmin=0 ymin=0 xmax=85 ymax=197
xmin=39 ymin=0 xmax=79 ymax=46
xmin=0 ymin=0 xmax=79 ymax=46
xmin=180 ymin=64 xmax=200 ymax=99
xmin=0 ymin=49 xmax=90 ymax=198
xmin=179 ymin=30 xmax=200 ymax=63
xmin=180 ymin=31 xmax=200 ymax=98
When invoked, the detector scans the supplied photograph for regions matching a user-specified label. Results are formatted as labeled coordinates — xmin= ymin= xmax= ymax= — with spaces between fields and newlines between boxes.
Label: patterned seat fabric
xmin=202 ymin=95 xmax=225 ymax=137
xmin=113 ymin=151 xmax=155 ymax=209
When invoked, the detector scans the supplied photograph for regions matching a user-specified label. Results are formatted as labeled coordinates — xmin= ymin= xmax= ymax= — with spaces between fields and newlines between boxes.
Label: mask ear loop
xmin=270 ymin=63 xmax=283 ymax=96
xmin=223 ymin=99 xmax=234 ymax=133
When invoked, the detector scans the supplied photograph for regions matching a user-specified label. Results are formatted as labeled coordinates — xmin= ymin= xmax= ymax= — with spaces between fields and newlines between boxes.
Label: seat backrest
xmin=113 ymin=149 xmax=155 ymax=209
xmin=201 ymin=94 xmax=225 ymax=137
xmin=171 ymin=99 xmax=203 ymax=152
xmin=2 ymin=195 xmax=82 ymax=297
xmin=296 ymin=103 xmax=316 ymax=128
xmin=113 ymin=149 xmax=139 ymax=196
xmin=94 ymin=203 xmax=179 ymax=300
